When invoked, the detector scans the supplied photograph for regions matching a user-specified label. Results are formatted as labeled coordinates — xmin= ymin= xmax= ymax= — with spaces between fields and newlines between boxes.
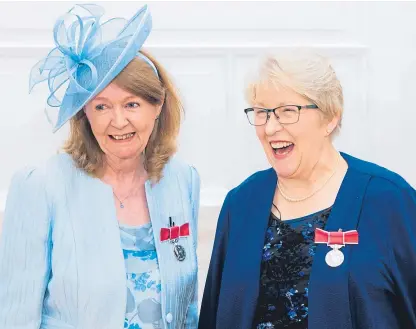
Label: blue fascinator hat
xmin=29 ymin=4 xmax=157 ymax=133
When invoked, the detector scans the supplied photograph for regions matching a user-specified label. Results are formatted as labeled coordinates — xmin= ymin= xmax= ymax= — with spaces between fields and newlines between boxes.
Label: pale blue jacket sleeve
xmin=184 ymin=165 xmax=200 ymax=328
xmin=0 ymin=167 xmax=52 ymax=329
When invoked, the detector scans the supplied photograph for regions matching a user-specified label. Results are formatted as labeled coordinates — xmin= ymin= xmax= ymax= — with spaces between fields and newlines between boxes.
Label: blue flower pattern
xmin=119 ymin=222 xmax=163 ymax=329
xmin=253 ymin=207 xmax=331 ymax=328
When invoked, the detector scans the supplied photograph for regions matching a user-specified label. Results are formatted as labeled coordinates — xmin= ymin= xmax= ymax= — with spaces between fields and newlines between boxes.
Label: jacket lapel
xmin=145 ymin=165 xmax=197 ymax=329
xmin=220 ymin=169 xmax=277 ymax=329
xmin=70 ymin=170 xmax=127 ymax=328
xmin=308 ymin=152 xmax=371 ymax=329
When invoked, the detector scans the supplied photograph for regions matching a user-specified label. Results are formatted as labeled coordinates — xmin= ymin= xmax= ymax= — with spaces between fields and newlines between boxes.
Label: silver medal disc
xmin=174 ymin=244 xmax=186 ymax=261
xmin=325 ymin=248 xmax=344 ymax=267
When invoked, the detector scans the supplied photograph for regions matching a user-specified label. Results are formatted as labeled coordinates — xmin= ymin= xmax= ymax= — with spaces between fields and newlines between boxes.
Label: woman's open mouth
xmin=109 ymin=132 xmax=136 ymax=141
xmin=270 ymin=141 xmax=294 ymax=158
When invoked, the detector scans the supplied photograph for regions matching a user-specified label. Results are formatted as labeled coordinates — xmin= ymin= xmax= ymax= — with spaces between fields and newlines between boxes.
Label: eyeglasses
xmin=244 ymin=104 xmax=319 ymax=126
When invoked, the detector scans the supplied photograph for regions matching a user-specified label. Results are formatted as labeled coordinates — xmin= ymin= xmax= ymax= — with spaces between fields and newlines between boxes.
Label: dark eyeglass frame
xmin=244 ymin=104 xmax=319 ymax=126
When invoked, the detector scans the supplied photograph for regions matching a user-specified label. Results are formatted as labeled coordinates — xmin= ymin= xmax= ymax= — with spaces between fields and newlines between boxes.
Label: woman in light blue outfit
xmin=0 ymin=4 xmax=199 ymax=329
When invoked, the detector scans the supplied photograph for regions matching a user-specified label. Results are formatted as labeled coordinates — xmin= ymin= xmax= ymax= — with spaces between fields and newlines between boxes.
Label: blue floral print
xmin=119 ymin=222 xmax=163 ymax=329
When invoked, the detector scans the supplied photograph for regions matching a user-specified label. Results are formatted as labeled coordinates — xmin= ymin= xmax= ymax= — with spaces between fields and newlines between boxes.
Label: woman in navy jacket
xmin=199 ymin=53 xmax=416 ymax=329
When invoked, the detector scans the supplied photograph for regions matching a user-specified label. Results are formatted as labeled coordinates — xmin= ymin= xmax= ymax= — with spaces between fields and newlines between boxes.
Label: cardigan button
xmin=166 ymin=313 xmax=173 ymax=323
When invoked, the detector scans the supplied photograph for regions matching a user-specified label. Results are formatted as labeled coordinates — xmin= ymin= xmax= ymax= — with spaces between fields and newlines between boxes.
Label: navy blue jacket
xmin=199 ymin=152 xmax=416 ymax=329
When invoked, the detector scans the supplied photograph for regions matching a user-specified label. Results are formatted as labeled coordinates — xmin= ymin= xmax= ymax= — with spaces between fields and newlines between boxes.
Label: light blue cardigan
xmin=0 ymin=153 xmax=200 ymax=329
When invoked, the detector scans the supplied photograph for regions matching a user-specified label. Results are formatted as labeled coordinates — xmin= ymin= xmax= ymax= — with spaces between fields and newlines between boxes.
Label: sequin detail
xmin=253 ymin=207 xmax=331 ymax=329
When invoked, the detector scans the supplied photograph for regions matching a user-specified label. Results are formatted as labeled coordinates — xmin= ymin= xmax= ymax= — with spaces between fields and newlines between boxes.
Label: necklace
xmin=113 ymin=189 xmax=135 ymax=209
xmin=111 ymin=169 xmax=139 ymax=209
xmin=277 ymin=155 xmax=340 ymax=203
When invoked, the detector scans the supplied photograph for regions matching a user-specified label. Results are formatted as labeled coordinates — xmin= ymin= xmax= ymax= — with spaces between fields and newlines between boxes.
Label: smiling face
xmin=253 ymin=84 xmax=338 ymax=179
xmin=84 ymin=82 xmax=161 ymax=161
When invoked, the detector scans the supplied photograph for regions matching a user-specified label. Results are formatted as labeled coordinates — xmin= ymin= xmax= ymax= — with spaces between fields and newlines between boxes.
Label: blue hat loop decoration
xmin=29 ymin=4 xmax=155 ymax=132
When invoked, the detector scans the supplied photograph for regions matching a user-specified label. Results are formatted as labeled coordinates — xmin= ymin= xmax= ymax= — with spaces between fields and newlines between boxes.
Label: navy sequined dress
xmin=252 ymin=207 xmax=332 ymax=329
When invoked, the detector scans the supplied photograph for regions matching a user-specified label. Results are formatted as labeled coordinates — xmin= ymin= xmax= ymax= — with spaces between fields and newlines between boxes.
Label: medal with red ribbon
xmin=160 ymin=217 xmax=189 ymax=261
xmin=314 ymin=228 xmax=359 ymax=267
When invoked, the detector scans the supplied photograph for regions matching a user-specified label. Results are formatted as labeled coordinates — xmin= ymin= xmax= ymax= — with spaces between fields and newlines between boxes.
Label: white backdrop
xmin=1 ymin=1 xmax=416 ymax=212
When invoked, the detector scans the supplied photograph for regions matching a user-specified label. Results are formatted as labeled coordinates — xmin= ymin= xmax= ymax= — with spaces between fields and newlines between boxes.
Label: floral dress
xmin=119 ymin=222 xmax=163 ymax=329
xmin=252 ymin=207 xmax=332 ymax=329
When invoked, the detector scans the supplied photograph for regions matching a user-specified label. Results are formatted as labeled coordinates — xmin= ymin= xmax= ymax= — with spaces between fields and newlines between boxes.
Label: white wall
xmin=1 ymin=1 xmax=416 ymax=212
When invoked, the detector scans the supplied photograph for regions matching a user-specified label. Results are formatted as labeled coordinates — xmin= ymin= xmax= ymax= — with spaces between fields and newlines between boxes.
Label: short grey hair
xmin=245 ymin=51 xmax=344 ymax=135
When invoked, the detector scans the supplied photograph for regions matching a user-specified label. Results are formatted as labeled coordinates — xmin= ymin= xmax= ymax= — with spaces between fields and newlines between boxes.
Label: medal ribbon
xmin=315 ymin=228 xmax=359 ymax=245
xmin=160 ymin=223 xmax=190 ymax=242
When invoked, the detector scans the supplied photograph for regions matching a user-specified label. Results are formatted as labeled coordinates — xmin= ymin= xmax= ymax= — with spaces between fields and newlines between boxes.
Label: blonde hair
xmin=245 ymin=52 xmax=344 ymax=135
xmin=63 ymin=50 xmax=183 ymax=183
